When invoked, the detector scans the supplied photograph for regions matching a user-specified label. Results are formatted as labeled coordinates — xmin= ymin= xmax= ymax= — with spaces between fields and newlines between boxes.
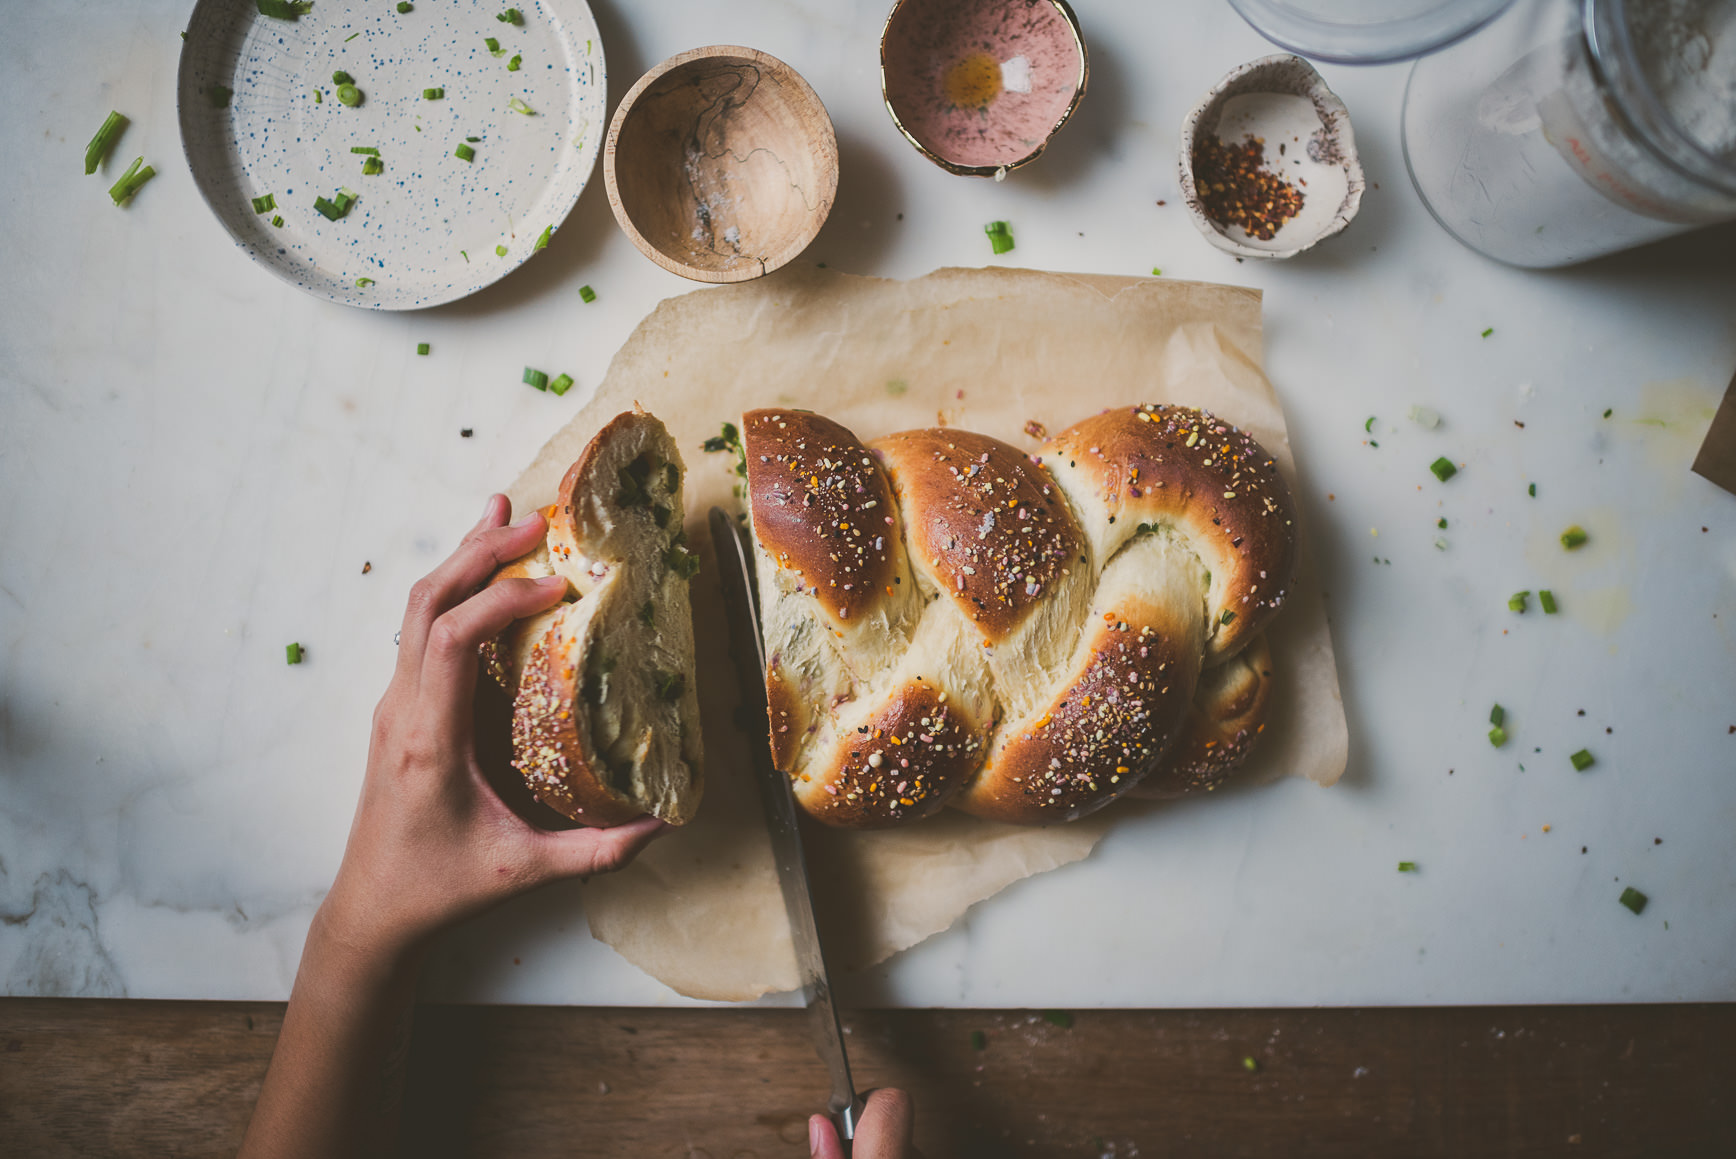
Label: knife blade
xmin=709 ymin=506 xmax=867 ymax=1148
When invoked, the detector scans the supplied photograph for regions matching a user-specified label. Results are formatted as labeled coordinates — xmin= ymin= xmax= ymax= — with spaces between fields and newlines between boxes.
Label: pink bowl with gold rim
xmin=880 ymin=0 xmax=1088 ymax=178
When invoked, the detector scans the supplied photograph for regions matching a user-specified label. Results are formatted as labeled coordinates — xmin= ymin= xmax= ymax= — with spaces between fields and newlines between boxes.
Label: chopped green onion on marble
xmin=108 ymin=156 xmax=156 ymax=206
xmin=84 ymin=111 xmax=127 ymax=174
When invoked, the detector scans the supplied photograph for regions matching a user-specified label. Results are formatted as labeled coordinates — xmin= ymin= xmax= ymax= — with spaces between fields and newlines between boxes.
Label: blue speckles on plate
xmin=176 ymin=0 xmax=606 ymax=311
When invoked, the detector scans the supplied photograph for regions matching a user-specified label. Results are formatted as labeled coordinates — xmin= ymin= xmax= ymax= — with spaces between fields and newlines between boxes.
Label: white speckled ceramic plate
xmin=177 ymin=0 xmax=605 ymax=310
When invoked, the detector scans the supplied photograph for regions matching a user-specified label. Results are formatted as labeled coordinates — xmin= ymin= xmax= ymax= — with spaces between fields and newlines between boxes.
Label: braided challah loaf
xmin=481 ymin=408 xmax=704 ymax=828
xmin=740 ymin=404 xmax=1296 ymax=827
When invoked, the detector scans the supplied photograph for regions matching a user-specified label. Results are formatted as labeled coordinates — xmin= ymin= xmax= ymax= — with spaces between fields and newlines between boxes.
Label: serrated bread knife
xmin=710 ymin=506 xmax=868 ymax=1150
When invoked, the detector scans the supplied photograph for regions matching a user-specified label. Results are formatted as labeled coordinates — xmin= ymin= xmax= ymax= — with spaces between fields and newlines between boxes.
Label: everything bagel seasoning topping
xmin=1006 ymin=619 xmax=1179 ymax=813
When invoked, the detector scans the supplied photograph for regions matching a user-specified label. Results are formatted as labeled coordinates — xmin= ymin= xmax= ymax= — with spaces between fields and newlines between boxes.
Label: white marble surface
xmin=2 ymin=0 xmax=1733 ymax=1008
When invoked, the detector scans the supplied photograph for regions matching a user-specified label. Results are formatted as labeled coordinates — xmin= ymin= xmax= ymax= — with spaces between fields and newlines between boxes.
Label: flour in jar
xmin=1631 ymin=0 xmax=1736 ymax=160
xmin=1400 ymin=0 xmax=1736 ymax=267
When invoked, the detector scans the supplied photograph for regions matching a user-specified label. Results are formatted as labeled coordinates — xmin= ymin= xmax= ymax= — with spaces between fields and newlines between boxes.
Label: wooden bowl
xmin=604 ymin=47 xmax=839 ymax=283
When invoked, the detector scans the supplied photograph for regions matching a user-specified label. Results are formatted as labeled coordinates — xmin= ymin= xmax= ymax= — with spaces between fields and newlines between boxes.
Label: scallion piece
xmin=1437 ymin=517 xmax=1447 ymax=529
xmin=313 ymin=195 xmax=346 ymax=220
xmin=1481 ymin=327 xmax=1493 ymax=338
xmin=1242 ymin=1057 xmax=1258 ymax=1072
xmin=1490 ymin=704 xmax=1505 ymax=727
xmin=1429 ymin=456 xmax=1457 ymax=482
xmin=350 ymin=146 xmax=379 ymax=155
xmin=1508 ymin=591 xmax=1529 ymax=613
xmin=417 ymin=342 xmax=430 ymax=355
xmin=356 ymin=277 xmax=374 ymax=287
xmin=315 ymin=88 xmax=323 ymax=103
xmin=362 ymin=156 xmax=383 ymax=175
xmin=1539 ymin=590 xmax=1558 ymax=614
xmin=1603 ymin=408 xmax=1613 ymax=419
xmin=984 ymin=220 xmax=1014 ymax=255
xmin=1489 ymin=726 xmax=1507 ymax=748
xmin=523 ymin=367 xmax=549 ymax=391
xmin=508 ymin=96 xmax=535 ymax=115
xmin=84 ymin=111 xmax=128 ymax=175
xmin=549 ymin=372 xmax=574 ymax=396
xmin=256 ymin=0 xmax=313 ymax=20
xmin=1561 ymin=525 xmax=1588 ymax=550
xmin=1220 ymin=609 xmax=1236 ymax=625
xmin=1364 ymin=416 xmax=1375 ymax=433
xmin=579 ymin=284 xmax=596 ymax=303
xmin=534 ymin=224 xmax=552 ymax=251
xmin=271 ymin=214 xmax=283 ymax=227
xmin=251 ymin=193 xmax=276 ymax=214
xmin=286 ymin=641 xmax=303 ymax=664
xmin=508 ymin=54 xmax=522 ymax=71
xmin=454 ymin=142 xmax=475 ymax=162
xmin=495 ymin=244 xmax=508 ymax=257
xmin=338 ymin=83 xmax=363 ymax=107
xmin=466 ymin=135 xmax=481 ymax=142
xmin=664 ymin=543 xmax=700 ymax=579
xmin=423 ymin=87 xmax=444 ymax=99
xmin=970 ymin=1030 xmax=987 ymax=1051
xmin=1528 ymin=482 xmax=1537 ymax=497
xmin=1151 ymin=267 xmax=1162 ymax=276
xmin=397 ymin=0 xmax=413 ymax=11
xmin=485 ymin=36 xmax=504 ymax=56
xmin=1041 ymin=1010 xmax=1073 ymax=1029
xmin=108 ymin=156 xmax=156 ymax=206
xmin=498 ymin=8 xmax=523 ymax=23
xmin=1618 ymin=887 xmax=1647 ymax=915
xmin=332 ymin=70 xmax=355 ymax=86
xmin=1397 ymin=861 xmax=1417 ymax=873
xmin=1570 ymin=748 xmax=1594 ymax=772
xmin=704 ymin=423 xmax=741 ymax=454
xmin=210 ymin=85 xmax=233 ymax=108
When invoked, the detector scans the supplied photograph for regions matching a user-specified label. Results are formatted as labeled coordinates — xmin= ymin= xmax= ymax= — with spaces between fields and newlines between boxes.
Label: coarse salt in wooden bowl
xmin=881 ymin=0 xmax=1087 ymax=179
xmin=604 ymin=46 xmax=838 ymax=283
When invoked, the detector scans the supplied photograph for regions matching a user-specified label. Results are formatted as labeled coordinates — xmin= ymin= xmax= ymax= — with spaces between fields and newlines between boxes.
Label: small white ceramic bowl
xmin=1178 ymin=54 xmax=1365 ymax=260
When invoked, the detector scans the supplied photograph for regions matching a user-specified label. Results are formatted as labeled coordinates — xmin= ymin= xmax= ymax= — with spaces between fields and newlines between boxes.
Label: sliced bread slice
xmin=486 ymin=408 xmax=703 ymax=827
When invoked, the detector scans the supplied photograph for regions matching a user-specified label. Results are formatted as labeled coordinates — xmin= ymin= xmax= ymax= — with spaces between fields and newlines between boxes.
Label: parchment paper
xmin=507 ymin=265 xmax=1347 ymax=1001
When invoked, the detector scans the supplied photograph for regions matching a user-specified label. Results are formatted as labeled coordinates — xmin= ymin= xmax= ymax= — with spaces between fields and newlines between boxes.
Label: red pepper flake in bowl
xmin=1190 ymin=134 xmax=1304 ymax=241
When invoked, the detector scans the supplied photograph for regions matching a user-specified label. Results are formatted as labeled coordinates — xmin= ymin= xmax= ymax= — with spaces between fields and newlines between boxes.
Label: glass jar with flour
xmin=1401 ymin=0 xmax=1736 ymax=267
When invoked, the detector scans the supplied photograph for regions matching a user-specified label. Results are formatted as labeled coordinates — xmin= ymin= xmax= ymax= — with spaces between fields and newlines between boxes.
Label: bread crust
xmin=511 ymin=604 xmax=653 ymax=828
xmin=871 ymin=428 xmax=1082 ymax=643
xmin=1041 ymin=404 xmax=1297 ymax=664
xmin=742 ymin=409 xmax=903 ymax=628
xmin=484 ymin=409 xmax=703 ymax=828
xmin=955 ymin=600 xmax=1201 ymax=823
xmin=480 ymin=507 xmax=564 ymax=693
xmin=741 ymin=404 xmax=1297 ymax=828
xmin=1137 ymin=634 xmax=1274 ymax=798
xmin=788 ymin=678 xmax=988 ymax=828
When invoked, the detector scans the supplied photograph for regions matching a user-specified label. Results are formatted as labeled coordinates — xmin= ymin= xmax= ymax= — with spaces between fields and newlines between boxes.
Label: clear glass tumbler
xmin=1401 ymin=0 xmax=1736 ymax=267
xmin=1229 ymin=0 xmax=1514 ymax=64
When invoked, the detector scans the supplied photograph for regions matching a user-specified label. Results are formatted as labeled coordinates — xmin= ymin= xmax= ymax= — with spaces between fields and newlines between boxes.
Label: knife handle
xmin=832 ymin=1091 xmax=870 ymax=1155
